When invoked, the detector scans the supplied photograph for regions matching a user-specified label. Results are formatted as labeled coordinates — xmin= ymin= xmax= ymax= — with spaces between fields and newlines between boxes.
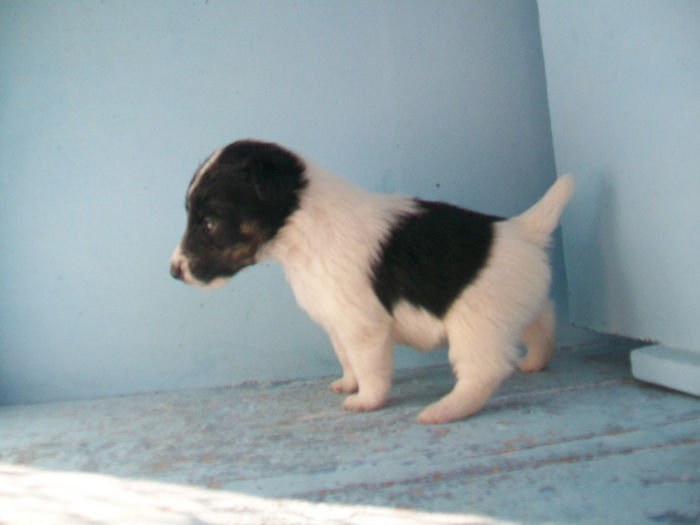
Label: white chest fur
xmin=263 ymin=163 xmax=415 ymax=333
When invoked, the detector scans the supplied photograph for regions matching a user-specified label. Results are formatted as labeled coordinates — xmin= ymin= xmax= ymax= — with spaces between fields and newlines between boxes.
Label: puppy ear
xmin=247 ymin=156 xmax=303 ymax=203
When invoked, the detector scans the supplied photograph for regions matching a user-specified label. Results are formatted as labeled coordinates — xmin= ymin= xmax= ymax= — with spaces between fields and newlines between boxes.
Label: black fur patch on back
xmin=371 ymin=200 xmax=502 ymax=318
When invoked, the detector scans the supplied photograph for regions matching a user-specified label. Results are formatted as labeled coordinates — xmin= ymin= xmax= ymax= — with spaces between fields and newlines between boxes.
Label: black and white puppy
xmin=171 ymin=140 xmax=574 ymax=424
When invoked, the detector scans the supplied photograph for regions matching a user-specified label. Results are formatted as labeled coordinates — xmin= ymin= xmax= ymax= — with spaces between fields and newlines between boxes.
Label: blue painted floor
xmin=1 ymin=328 xmax=698 ymax=523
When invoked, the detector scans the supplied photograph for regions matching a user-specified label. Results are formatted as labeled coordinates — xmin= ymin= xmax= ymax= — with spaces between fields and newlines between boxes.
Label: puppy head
xmin=170 ymin=140 xmax=307 ymax=289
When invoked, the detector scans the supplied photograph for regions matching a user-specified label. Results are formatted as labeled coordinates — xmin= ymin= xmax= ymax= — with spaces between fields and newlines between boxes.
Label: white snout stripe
xmin=188 ymin=146 xmax=225 ymax=200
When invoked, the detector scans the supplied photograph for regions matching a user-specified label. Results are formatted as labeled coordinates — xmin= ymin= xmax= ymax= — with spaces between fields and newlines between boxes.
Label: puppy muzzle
xmin=170 ymin=243 xmax=231 ymax=290
xmin=170 ymin=243 xmax=190 ymax=283
xmin=170 ymin=259 xmax=185 ymax=281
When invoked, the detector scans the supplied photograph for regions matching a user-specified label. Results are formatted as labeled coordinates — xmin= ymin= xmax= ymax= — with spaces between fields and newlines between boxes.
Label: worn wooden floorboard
xmin=1 ymin=330 xmax=698 ymax=523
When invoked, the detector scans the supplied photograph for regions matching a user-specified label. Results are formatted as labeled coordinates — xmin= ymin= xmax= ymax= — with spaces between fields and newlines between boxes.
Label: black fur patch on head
xmin=181 ymin=140 xmax=307 ymax=284
xmin=371 ymin=201 xmax=502 ymax=318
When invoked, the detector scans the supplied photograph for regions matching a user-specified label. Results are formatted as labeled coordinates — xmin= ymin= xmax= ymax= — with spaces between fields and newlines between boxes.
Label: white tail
xmin=513 ymin=174 xmax=575 ymax=247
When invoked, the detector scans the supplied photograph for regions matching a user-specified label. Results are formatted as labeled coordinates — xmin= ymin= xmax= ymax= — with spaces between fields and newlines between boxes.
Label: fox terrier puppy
xmin=171 ymin=140 xmax=574 ymax=423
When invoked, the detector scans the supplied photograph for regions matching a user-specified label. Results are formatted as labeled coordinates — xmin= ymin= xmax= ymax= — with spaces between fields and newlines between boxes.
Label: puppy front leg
xmin=340 ymin=329 xmax=393 ymax=413
xmin=329 ymin=332 xmax=358 ymax=394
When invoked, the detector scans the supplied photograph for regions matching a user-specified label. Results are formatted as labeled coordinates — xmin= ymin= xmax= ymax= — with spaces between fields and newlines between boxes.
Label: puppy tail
xmin=513 ymin=174 xmax=575 ymax=247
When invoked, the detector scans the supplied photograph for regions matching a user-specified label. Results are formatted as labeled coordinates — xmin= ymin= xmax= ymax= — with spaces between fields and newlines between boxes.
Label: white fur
xmin=261 ymin=160 xmax=574 ymax=423
xmin=188 ymin=146 xmax=225 ymax=199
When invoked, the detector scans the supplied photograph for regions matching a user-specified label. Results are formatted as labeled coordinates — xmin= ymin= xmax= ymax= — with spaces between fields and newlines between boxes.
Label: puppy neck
xmin=260 ymin=157 xmax=415 ymax=269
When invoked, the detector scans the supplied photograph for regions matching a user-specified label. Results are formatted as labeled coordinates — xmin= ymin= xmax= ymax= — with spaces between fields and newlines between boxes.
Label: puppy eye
xmin=203 ymin=218 xmax=217 ymax=234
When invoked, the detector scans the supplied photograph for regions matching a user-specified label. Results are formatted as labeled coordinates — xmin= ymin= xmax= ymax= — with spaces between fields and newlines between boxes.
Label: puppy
xmin=171 ymin=140 xmax=574 ymax=424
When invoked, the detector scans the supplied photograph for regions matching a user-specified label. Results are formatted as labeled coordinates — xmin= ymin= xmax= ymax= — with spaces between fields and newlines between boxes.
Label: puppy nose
xmin=170 ymin=261 xmax=183 ymax=280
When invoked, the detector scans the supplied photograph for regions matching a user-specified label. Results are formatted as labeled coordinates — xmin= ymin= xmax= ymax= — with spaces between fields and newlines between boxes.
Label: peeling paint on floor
xmin=1 ymin=330 xmax=698 ymax=523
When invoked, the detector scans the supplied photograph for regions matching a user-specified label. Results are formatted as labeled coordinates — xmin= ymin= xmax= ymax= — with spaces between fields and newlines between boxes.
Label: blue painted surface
xmin=539 ymin=1 xmax=700 ymax=349
xmin=0 ymin=1 xmax=563 ymax=405
xmin=1 ymin=330 xmax=698 ymax=522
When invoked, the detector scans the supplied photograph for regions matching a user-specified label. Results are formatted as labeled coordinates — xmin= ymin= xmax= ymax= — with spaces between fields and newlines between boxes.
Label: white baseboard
xmin=631 ymin=345 xmax=700 ymax=397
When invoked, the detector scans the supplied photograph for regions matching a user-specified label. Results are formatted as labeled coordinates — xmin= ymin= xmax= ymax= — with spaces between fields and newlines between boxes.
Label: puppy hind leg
xmin=417 ymin=330 xmax=517 ymax=425
xmin=518 ymin=299 xmax=556 ymax=373
xmin=341 ymin=329 xmax=393 ymax=413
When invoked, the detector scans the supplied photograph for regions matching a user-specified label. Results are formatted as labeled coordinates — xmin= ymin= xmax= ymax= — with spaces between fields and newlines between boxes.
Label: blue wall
xmin=539 ymin=1 xmax=700 ymax=349
xmin=0 ymin=1 xmax=560 ymax=404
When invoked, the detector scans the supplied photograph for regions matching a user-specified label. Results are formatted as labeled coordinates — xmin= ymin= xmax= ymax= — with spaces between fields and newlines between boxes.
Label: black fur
xmin=371 ymin=201 xmax=502 ymax=318
xmin=180 ymin=140 xmax=307 ymax=283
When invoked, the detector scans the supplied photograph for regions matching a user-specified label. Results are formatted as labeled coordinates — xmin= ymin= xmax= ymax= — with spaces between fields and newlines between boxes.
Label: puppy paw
xmin=517 ymin=357 xmax=546 ymax=374
xmin=417 ymin=400 xmax=470 ymax=425
xmin=417 ymin=405 xmax=452 ymax=425
xmin=342 ymin=393 xmax=385 ymax=413
xmin=330 ymin=377 xmax=358 ymax=394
